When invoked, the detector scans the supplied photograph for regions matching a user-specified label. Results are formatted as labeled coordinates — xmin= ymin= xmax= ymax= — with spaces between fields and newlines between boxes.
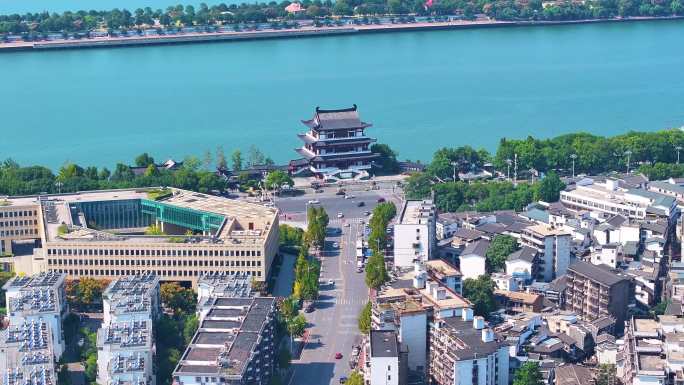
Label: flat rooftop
xmin=370 ymin=330 xmax=399 ymax=358
xmin=98 ymin=320 xmax=152 ymax=350
xmin=425 ymin=259 xmax=461 ymax=278
xmin=103 ymin=274 xmax=158 ymax=316
xmin=0 ymin=320 xmax=55 ymax=385
xmin=174 ymin=296 xmax=275 ymax=378
xmin=4 ymin=188 xmax=277 ymax=244
xmin=398 ymin=200 xmax=434 ymax=225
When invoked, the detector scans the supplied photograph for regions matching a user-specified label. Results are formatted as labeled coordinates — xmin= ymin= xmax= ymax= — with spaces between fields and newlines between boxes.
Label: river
xmin=1 ymin=19 xmax=683 ymax=168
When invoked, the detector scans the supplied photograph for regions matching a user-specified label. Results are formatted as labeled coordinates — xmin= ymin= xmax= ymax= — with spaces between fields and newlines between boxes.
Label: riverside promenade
xmin=1 ymin=16 xmax=681 ymax=52
xmin=0 ymin=16 xmax=682 ymax=52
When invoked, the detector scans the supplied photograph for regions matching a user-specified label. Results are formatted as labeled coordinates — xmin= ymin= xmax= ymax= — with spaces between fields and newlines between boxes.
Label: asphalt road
xmin=288 ymin=222 xmax=368 ymax=385
xmin=281 ymin=187 xmax=403 ymax=385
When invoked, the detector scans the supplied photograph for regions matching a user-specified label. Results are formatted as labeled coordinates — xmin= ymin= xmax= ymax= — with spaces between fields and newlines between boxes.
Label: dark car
xmin=377 ymin=197 xmax=386 ymax=203
xmin=357 ymin=201 xmax=365 ymax=207
xmin=339 ymin=377 xmax=347 ymax=384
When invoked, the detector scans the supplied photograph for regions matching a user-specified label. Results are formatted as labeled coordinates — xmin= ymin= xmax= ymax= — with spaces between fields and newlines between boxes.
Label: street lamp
xmin=676 ymin=146 xmax=682 ymax=164
xmin=569 ymin=154 xmax=577 ymax=179
xmin=450 ymin=161 xmax=457 ymax=182
xmin=624 ymin=150 xmax=632 ymax=173
xmin=505 ymin=159 xmax=512 ymax=181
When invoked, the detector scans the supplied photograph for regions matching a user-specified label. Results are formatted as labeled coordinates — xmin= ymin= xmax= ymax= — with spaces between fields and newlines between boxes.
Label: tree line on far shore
xmin=1 ymin=0 xmax=682 ymax=37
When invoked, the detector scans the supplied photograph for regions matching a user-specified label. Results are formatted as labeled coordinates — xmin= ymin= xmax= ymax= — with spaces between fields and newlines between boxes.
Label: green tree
xmin=77 ymin=278 xmax=107 ymax=308
xmin=346 ymin=371 xmax=364 ymax=385
xmin=463 ymin=276 xmax=498 ymax=318
xmin=203 ymin=149 xmax=213 ymax=170
xmin=135 ymin=152 xmax=155 ymax=167
xmin=486 ymin=235 xmax=519 ymax=272
xmin=286 ymin=314 xmax=307 ymax=352
xmin=513 ymin=361 xmax=544 ymax=385
xmin=265 ymin=170 xmax=294 ymax=192
xmin=371 ymin=143 xmax=400 ymax=175
xmin=595 ymin=364 xmax=616 ymax=385
xmin=216 ymin=145 xmax=228 ymax=170
xmin=183 ymin=314 xmax=199 ymax=344
xmin=84 ymin=354 xmax=97 ymax=382
xmin=145 ymin=224 xmax=165 ymax=235
xmin=144 ymin=163 xmax=159 ymax=177
xmin=358 ymin=301 xmax=372 ymax=334
xmin=160 ymin=282 xmax=197 ymax=314
xmin=278 ymin=347 xmax=292 ymax=370
xmin=280 ymin=296 xmax=299 ymax=321
xmin=231 ymin=149 xmax=243 ymax=171
xmin=404 ymin=172 xmax=432 ymax=199
xmin=247 ymin=145 xmax=266 ymax=167
xmin=365 ymin=250 xmax=388 ymax=289
xmin=534 ymin=171 xmax=565 ymax=202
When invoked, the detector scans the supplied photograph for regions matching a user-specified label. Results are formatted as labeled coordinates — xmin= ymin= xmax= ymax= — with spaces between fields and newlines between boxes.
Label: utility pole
xmin=570 ymin=154 xmax=577 ymax=179
xmin=513 ymin=154 xmax=518 ymax=186
xmin=506 ymin=158 xmax=512 ymax=181
xmin=624 ymin=150 xmax=632 ymax=173
xmin=676 ymin=146 xmax=682 ymax=164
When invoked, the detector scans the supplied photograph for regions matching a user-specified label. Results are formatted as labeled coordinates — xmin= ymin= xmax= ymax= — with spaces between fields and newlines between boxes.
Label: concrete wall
xmin=399 ymin=312 xmax=428 ymax=375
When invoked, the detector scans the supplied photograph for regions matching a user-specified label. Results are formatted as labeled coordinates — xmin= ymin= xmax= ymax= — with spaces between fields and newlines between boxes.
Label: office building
xmin=2 ymin=271 xmax=67 ymax=360
xmin=0 ymin=188 xmax=279 ymax=284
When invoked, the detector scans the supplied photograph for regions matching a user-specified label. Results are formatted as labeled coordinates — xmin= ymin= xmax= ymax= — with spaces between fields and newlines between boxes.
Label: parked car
xmin=335 ymin=189 xmax=346 ymax=196
xmin=335 ymin=352 xmax=343 ymax=359
xmin=357 ymin=201 xmax=365 ymax=207
xmin=332 ymin=242 xmax=339 ymax=248
xmin=339 ymin=377 xmax=347 ymax=384
xmin=328 ymin=279 xmax=335 ymax=287
xmin=308 ymin=199 xmax=320 ymax=204
xmin=377 ymin=197 xmax=386 ymax=203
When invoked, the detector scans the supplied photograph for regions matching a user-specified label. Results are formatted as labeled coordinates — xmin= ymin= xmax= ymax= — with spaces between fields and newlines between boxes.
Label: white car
xmin=337 ymin=213 xmax=344 ymax=218
xmin=308 ymin=199 xmax=320 ymax=204
xmin=332 ymin=242 xmax=339 ymax=248
xmin=327 ymin=279 xmax=335 ymax=287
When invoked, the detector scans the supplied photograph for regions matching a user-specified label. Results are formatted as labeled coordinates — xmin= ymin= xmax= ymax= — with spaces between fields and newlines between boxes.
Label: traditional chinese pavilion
xmin=293 ymin=105 xmax=378 ymax=180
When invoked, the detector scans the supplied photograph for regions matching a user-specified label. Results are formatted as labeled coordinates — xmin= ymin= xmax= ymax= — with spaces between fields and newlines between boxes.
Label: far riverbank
xmin=1 ymin=15 xmax=682 ymax=52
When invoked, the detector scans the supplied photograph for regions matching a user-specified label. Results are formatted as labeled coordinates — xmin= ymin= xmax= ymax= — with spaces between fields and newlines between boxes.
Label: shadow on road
xmin=290 ymin=362 xmax=336 ymax=385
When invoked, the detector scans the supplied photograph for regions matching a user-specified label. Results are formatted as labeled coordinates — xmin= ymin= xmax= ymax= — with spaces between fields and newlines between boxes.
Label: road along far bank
xmin=1 ymin=15 xmax=682 ymax=52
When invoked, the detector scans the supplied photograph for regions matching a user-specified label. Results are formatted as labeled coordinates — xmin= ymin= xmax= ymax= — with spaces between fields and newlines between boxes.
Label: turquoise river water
xmin=1 ymin=20 xmax=684 ymax=168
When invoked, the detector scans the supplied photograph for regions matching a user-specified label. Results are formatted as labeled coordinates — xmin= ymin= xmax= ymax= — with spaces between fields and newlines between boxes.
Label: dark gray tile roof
xmin=462 ymin=239 xmax=490 ymax=258
xmin=568 ymin=260 xmax=628 ymax=287
xmin=555 ymin=364 xmax=595 ymax=385
xmin=452 ymin=228 xmax=484 ymax=241
xmin=507 ymin=246 xmax=538 ymax=263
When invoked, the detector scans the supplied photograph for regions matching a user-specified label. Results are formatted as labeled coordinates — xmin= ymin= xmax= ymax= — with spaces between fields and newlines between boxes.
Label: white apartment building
xmin=394 ymin=200 xmax=436 ymax=267
xmin=0 ymin=319 xmax=56 ymax=385
xmin=197 ymin=272 xmax=253 ymax=305
xmin=560 ymin=178 xmax=677 ymax=220
xmin=520 ymin=224 xmax=571 ymax=282
xmin=97 ymin=320 xmax=155 ymax=385
xmin=429 ymin=311 xmax=509 ymax=385
xmin=102 ymin=274 xmax=160 ymax=326
xmin=2 ymin=271 xmax=67 ymax=360
xmin=368 ymin=330 xmax=407 ymax=385
xmin=459 ymin=239 xmax=489 ymax=280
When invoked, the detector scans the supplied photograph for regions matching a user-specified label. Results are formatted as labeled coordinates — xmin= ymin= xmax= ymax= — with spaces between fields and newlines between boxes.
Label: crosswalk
xmin=329 ymin=217 xmax=365 ymax=225
xmin=318 ymin=297 xmax=367 ymax=306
